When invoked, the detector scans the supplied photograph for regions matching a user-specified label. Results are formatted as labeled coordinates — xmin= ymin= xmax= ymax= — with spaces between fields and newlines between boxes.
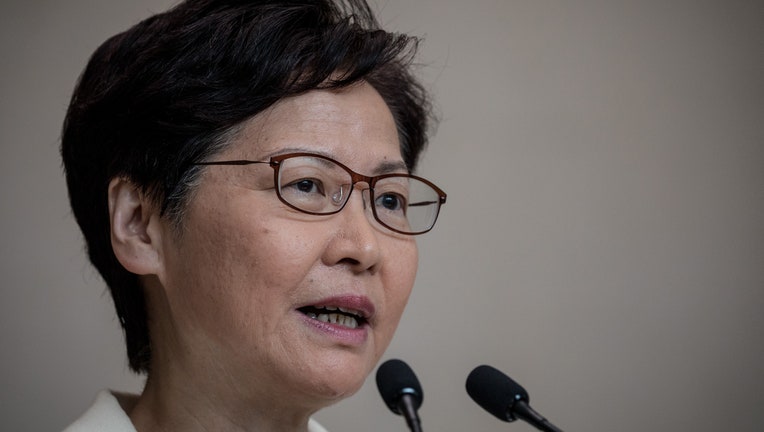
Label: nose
xmin=321 ymin=187 xmax=382 ymax=274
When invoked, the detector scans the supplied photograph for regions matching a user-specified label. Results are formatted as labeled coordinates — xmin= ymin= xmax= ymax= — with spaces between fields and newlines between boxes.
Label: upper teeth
xmin=306 ymin=306 xmax=363 ymax=329
xmin=319 ymin=305 xmax=363 ymax=317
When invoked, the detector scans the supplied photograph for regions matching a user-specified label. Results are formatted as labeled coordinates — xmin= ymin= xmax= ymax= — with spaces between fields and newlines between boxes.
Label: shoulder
xmin=63 ymin=390 xmax=138 ymax=432
xmin=308 ymin=417 xmax=330 ymax=432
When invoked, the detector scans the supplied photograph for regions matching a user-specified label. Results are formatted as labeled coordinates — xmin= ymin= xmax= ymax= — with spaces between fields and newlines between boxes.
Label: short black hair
xmin=61 ymin=0 xmax=432 ymax=373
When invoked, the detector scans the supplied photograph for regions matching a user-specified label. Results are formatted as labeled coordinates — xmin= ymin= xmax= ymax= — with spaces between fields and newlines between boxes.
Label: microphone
xmin=466 ymin=365 xmax=564 ymax=432
xmin=376 ymin=359 xmax=424 ymax=432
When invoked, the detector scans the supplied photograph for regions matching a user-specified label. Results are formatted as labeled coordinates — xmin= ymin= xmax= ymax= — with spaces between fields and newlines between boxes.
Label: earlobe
xmin=108 ymin=177 xmax=163 ymax=275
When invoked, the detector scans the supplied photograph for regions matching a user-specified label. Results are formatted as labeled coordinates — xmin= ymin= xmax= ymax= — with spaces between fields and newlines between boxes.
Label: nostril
xmin=338 ymin=257 xmax=361 ymax=267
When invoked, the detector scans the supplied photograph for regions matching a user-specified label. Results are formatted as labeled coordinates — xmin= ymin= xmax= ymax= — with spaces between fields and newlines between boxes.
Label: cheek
xmin=246 ymin=222 xmax=332 ymax=299
xmin=161 ymin=211 xmax=323 ymax=359
xmin=161 ymin=201 xmax=266 ymax=319
xmin=379 ymin=241 xmax=419 ymax=339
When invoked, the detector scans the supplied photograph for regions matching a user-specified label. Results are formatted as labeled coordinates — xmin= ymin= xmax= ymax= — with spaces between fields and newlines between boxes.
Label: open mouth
xmin=298 ymin=305 xmax=368 ymax=329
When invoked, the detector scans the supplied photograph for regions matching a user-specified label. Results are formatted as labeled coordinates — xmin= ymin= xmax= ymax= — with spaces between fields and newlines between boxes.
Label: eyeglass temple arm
xmin=408 ymin=200 xmax=441 ymax=207
xmin=193 ymin=160 xmax=270 ymax=166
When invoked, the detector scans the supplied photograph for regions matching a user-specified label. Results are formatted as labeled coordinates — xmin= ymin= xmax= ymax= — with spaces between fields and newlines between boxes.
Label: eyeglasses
xmin=194 ymin=152 xmax=447 ymax=235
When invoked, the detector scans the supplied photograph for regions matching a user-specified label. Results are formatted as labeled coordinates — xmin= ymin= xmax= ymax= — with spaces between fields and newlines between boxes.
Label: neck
xmin=129 ymin=369 xmax=316 ymax=432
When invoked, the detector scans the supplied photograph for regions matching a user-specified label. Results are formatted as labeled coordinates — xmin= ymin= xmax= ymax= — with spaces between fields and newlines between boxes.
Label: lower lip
xmin=298 ymin=312 xmax=369 ymax=346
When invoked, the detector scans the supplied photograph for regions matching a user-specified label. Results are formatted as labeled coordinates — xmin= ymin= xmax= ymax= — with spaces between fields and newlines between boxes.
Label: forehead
xmin=229 ymin=82 xmax=402 ymax=170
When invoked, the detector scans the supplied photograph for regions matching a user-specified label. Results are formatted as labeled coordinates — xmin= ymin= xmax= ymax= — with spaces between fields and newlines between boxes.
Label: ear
xmin=108 ymin=177 xmax=164 ymax=275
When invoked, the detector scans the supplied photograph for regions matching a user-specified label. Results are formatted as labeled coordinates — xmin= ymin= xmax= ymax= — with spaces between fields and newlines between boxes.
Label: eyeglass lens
xmin=275 ymin=155 xmax=442 ymax=234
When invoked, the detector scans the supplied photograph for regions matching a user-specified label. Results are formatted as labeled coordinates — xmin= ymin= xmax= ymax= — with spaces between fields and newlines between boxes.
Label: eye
xmin=284 ymin=178 xmax=325 ymax=196
xmin=375 ymin=193 xmax=407 ymax=212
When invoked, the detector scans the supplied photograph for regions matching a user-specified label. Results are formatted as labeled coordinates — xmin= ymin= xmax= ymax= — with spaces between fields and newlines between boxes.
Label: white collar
xmin=64 ymin=390 xmax=329 ymax=432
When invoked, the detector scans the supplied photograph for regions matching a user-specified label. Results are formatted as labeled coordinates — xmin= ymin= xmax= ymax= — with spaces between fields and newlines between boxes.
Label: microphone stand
xmin=399 ymin=393 xmax=423 ymax=432
xmin=513 ymin=400 xmax=564 ymax=432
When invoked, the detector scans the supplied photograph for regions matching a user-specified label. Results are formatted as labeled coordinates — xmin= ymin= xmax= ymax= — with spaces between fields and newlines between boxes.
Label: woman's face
xmin=153 ymin=82 xmax=418 ymax=409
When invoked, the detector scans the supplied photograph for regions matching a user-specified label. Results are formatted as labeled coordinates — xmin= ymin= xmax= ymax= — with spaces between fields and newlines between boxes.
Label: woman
xmin=61 ymin=0 xmax=445 ymax=431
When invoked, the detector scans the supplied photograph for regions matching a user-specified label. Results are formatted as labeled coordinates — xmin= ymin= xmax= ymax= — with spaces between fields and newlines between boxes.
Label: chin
xmin=303 ymin=355 xmax=374 ymax=402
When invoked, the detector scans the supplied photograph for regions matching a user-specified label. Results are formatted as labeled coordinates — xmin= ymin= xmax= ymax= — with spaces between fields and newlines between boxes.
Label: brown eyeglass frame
xmin=194 ymin=152 xmax=447 ymax=235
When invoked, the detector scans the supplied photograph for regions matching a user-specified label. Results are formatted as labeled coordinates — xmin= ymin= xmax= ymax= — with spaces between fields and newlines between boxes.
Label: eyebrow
xmin=375 ymin=159 xmax=409 ymax=175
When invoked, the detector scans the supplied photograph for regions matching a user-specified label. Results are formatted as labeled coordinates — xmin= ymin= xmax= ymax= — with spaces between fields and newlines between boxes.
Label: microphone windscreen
xmin=466 ymin=365 xmax=529 ymax=422
xmin=376 ymin=359 xmax=424 ymax=414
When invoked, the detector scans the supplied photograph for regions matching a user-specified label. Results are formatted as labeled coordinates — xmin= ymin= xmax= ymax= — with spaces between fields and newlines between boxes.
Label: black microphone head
xmin=466 ymin=365 xmax=529 ymax=422
xmin=376 ymin=359 xmax=423 ymax=415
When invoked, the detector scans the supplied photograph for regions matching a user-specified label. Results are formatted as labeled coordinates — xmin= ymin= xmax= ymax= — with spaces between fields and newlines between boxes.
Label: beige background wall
xmin=2 ymin=1 xmax=762 ymax=431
